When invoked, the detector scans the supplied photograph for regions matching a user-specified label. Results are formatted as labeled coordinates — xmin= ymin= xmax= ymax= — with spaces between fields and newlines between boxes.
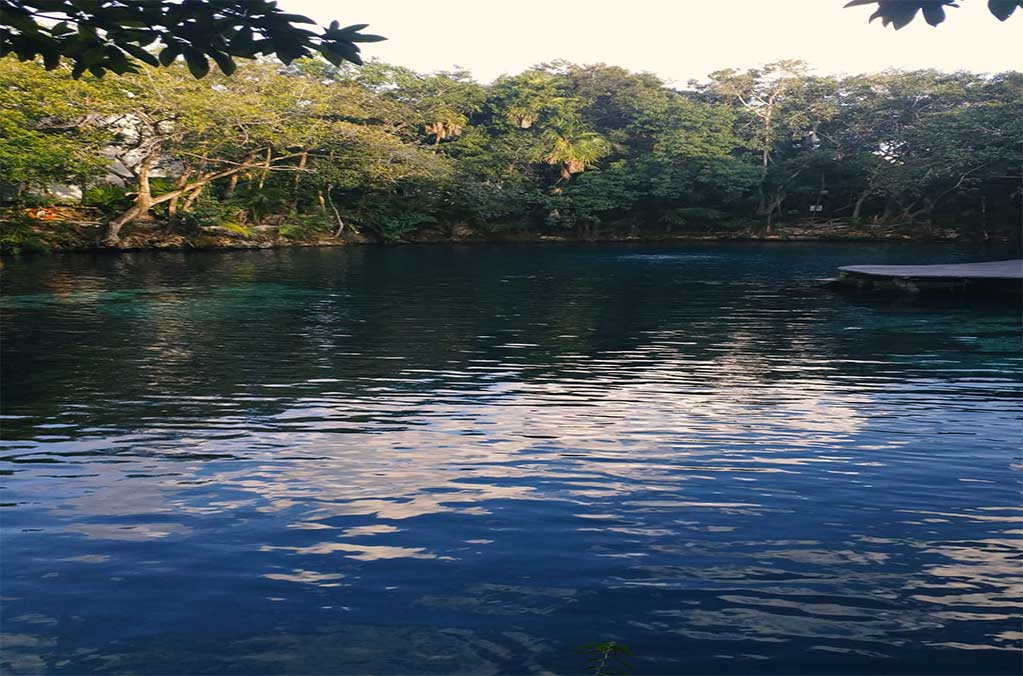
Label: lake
xmin=1 ymin=242 xmax=1020 ymax=675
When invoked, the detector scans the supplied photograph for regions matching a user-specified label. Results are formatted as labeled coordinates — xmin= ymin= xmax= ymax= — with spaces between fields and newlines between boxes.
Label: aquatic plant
xmin=578 ymin=641 xmax=632 ymax=676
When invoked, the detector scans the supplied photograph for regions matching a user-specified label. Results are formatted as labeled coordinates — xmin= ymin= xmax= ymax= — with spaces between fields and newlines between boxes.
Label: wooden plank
xmin=839 ymin=259 xmax=1023 ymax=280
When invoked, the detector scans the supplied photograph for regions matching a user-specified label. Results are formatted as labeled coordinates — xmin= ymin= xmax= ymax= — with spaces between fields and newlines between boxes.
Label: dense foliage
xmin=1 ymin=57 xmax=1020 ymax=245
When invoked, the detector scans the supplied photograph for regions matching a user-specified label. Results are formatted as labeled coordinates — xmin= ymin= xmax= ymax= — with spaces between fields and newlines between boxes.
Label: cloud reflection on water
xmin=2 ymin=244 xmax=1020 ymax=674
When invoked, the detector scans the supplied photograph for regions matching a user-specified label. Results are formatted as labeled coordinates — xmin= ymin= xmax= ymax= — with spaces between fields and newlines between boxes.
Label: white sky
xmin=283 ymin=0 xmax=1022 ymax=84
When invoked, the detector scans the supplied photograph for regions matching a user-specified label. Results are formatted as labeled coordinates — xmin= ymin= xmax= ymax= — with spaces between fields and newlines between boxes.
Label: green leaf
xmin=1 ymin=9 xmax=39 ymax=34
xmin=118 ymin=28 xmax=158 ymax=46
xmin=158 ymin=45 xmax=181 ymax=66
xmin=104 ymin=45 xmax=133 ymax=74
xmin=49 ymin=21 xmax=73 ymax=37
xmin=42 ymin=50 xmax=61 ymax=70
xmin=80 ymin=45 xmax=106 ymax=67
xmin=271 ymin=34 xmax=309 ymax=64
xmin=348 ymin=34 xmax=386 ymax=43
xmin=209 ymin=49 xmax=237 ymax=75
xmin=319 ymin=42 xmax=362 ymax=66
xmin=183 ymin=48 xmax=210 ymax=78
xmin=108 ymin=60 xmax=135 ymax=75
xmin=336 ymin=23 xmax=370 ymax=35
xmin=318 ymin=46 xmax=345 ymax=66
xmin=228 ymin=28 xmax=257 ymax=57
xmin=274 ymin=13 xmax=316 ymax=24
xmin=121 ymin=43 xmax=160 ymax=66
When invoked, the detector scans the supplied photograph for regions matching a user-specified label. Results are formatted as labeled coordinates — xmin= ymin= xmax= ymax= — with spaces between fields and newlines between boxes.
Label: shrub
xmin=659 ymin=207 xmax=726 ymax=231
xmin=171 ymin=201 xmax=239 ymax=234
xmin=219 ymin=221 xmax=253 ymax=238
xmin=0 ymin=217 xmax=50 ymax=254
xmin=82 ymin=185 xmax=132 ymax=216
xmin=278 ymin=215 xmax=331 ymax=240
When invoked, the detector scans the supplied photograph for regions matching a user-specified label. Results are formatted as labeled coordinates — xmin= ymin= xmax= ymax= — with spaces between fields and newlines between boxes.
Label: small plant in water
xmin=578 ymin=641 xmax=632 ymax=676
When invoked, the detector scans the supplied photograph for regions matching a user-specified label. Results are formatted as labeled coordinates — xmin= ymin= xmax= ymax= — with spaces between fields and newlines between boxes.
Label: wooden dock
xmin=834 ymin=259 xmax=1023 ymax=295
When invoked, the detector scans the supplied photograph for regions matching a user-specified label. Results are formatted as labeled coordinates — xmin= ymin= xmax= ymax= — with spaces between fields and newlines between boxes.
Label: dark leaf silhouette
xmin=0 ymin=0 xmax=384 ymax=78
xmin=988 ymin=0 xmax=1021 ymax=19
xmin=846 ymin=0 xmax=1021 ymax=27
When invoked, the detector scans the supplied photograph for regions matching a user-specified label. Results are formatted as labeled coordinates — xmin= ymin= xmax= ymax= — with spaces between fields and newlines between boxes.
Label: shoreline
xmin=1 ymin=219 xmax=1016 ymax=256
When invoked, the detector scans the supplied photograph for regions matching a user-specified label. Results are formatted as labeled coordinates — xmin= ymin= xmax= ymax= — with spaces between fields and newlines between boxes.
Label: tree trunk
xmin=326 ymin=186 xmax=346 ymax=237
xmin=102 ymin=143 xmax=159 ymax=245
xmin=878 ymin=195 xmax=898 ymax=224
xmin=980 ymin=195 xmax=988 ymax=239
xmin=257 ymin=147 xmax=273 ymax=190
xmin=224 ymin=172 xmax=240 ymax=199
xmin=181 ymin=185 xmax=205 ymax=212
xmin=899 ymin=201 xmax=931 ymax=225
xmin=852 ymin=188 xmax=871 ymax=220
xmin=104 ymin=149 xmax=303 ymax=244
xmin=223 ymin=152 xmax=258 ymax=201
xmin=103 ymin=204 xmax=145 ymax=246
xmin=135 ymin=157 xmax=154 ymax=218
xmin=756 ymin=158 xmax=770 ymax=216
xmin=290 ymin=150 xmax=308 ymax=211
xmin=764 ymin=192 xmax=785 ymax=233
xmin=922 ymin=197 xmax=936 ymax=223
xmin=167 ymin=169 xmax=194 ymax=219
xmin=755 ymin=100 xmax=775 ymax=216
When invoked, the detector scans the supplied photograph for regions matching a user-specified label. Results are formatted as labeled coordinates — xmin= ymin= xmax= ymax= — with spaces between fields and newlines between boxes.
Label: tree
xmin=846 ymin=0 xmax=1021 ymax=29
xmin=2 ymin=57 xmax=1020 ymax=245
xmin=92 ymin=60 xmax=451 ymax=243
xmin=638 ymin=98 xmax=757 ymax=228
xmin=350 ymin=63 xmax=486 ymax=146
xmin=867 ymin=71 xmax=1022 ymax=225
xmin=545 ymin=162 xmax=636 ymax=237
xmin=704 ymin=61 xmax=839 ymax=228
xmin=490 ymin=70 xmax=572 ymax=130
xmin=0 ymin=57 xmax=111 ymax=195
xmin=539 ymin=118 xmax=610 ymax=181
xmin=0 ymin=0 xmax=383 ymax=78
xmin=92 ymin=63 xmax=317 ymax=243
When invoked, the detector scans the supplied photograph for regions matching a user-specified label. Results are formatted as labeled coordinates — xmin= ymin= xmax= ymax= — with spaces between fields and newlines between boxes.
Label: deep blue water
xmin=1 ymin=242 xmax=1021 ymax=675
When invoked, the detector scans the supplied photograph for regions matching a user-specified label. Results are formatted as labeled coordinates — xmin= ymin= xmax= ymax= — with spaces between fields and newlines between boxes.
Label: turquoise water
xmin=1 ymin=242 xmax=1020 ymax=674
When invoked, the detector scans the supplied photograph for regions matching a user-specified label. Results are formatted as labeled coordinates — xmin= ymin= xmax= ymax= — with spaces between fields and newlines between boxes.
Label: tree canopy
xmin=0 ymin=0 xmax=382 ymax=78
xmin=847 ymin=0 xmax=1021 ymax=28
xmin=1 ymin=57 xmax=1020 ymax=248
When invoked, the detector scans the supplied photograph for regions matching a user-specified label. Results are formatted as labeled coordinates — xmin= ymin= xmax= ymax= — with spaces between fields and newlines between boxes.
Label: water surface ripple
xmin=1 ymin=243 xmax=1020 ymax=674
